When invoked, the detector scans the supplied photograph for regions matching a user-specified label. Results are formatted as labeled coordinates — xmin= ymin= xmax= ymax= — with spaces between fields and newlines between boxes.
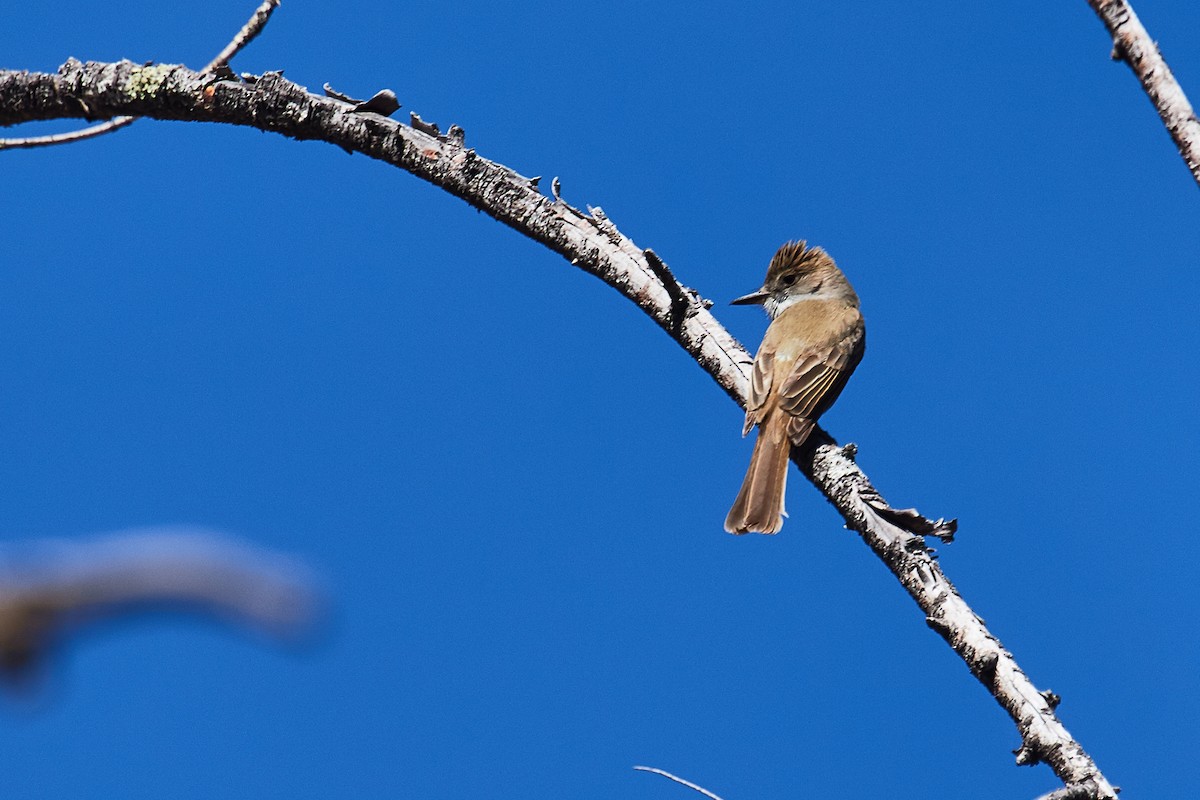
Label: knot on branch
xmin=348 ymin=89 xmax=400 ymax=117
xmin=409 ymin=111 xmax=439 ymax=136
xmin=643 ymin=248 xmax=692 ymax=335
xmin=924 ymin=614 xmax=953 ymax=639
xmin=976 ymin=651 xmax=1000 ymax=688
xmin=1014 ymin=732 xmax=1053 ymax=767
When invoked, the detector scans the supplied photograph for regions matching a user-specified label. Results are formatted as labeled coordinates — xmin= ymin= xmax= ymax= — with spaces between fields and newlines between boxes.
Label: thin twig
xmin=1086 ymin=0 xmax=1200 ymax=187
xmin=0 ymin=61 xmax=1116 ymax=798
xmin=0 ymin=0 xmax=280 ymax=151
xmin=0 ymin=115 xmax=136 ymax=150
xmin=634 ymin=766 xmax=726 ymax=800
xmin=204 ymin=0 xmax=281 ymax=73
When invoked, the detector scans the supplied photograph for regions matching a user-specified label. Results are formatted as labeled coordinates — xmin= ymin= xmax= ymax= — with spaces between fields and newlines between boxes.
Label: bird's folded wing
xmin=776 ymin=333 xmax=860 ymax=435
xmin=742 ymin=349 xmax=775 ymax=435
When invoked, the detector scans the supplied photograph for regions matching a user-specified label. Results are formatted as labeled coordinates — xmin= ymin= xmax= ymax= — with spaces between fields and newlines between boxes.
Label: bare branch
xmin=0 ymin=61 xmax=1113 ymax=796
xmin=0 ymin=115 xmax=136 ymax=150
xmin=205 ymin=0 xmax=281 ymax=73
xmin=633 ymin=766 xmax=726 ymax=800
xmin=1086 ymin=0 xmax=1200 ymax=187
xmin=0 ymin=528 xmax=321 ymax=682
xmin=0 ymin=0 xmax=280 ymax=151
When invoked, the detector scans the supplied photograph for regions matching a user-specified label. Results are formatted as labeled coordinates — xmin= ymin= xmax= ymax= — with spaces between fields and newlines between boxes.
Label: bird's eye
xmin=781 ymin=274 xmax=796 ymax=286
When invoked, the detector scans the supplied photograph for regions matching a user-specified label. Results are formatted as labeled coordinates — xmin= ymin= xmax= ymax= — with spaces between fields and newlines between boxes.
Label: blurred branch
xmin=0 ymin=528 xmax=320 ymax=681
xmin=1086 ymin=0 xmax=1200 ymax=187
xmin=0 ymin=0 xmax=279 ymax=151
xmin=0 ymin=58 xmax=1112 ymax=798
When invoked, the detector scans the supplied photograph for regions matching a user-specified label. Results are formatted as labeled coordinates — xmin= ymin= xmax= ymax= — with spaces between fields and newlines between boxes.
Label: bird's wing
xmin=742 ymin=348 xmax=775 ymax=435
xmin=776 ymin=322 xmax=864 ymax=444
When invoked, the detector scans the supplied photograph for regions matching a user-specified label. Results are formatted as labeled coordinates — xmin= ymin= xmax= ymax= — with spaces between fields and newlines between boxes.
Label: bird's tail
xmin=724 ymin=413 xmax=794 ymax=535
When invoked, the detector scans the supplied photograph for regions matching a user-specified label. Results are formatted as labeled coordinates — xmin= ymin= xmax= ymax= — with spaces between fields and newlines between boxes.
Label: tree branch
xmin=0 ymin=114 xmax=136 ymax=150
xmin=1086 ymin=0 xmax=1200 ymax=187
xmin=205 ymin=0 xmax=281 ymax=74
xmin=0 ymin=528 xmax=320 ymax=682
xmin=0 ymin=60 xmax=1114 ymax=796
xmin=0 ymin=0 xmax=279 ymax=150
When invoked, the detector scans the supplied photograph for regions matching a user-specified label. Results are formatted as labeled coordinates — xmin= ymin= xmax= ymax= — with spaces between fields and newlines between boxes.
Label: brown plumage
xmin=725 ymin=242 xmax=865 ymax=534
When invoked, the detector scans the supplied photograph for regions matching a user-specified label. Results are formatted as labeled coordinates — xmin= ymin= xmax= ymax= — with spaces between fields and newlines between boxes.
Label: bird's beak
xmin=730 ymin=288 xmax=769 ymax=306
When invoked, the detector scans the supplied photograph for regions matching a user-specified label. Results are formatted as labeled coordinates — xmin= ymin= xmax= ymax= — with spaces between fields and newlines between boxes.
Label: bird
xmin=725 ymin=241 xmax=865 ymax=534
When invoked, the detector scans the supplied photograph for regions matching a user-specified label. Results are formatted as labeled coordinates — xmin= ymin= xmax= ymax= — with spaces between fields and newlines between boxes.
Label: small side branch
xmin=0 ymin=115 xmax=136 ymax=150
xmin=206 ymin=0 xmax=281 ymax=73
xmin=643 ymin=248 xmax=692 ymax=335
xmin=1086 ymin=0 xmax=1200 ymax=187
xmin=0 ymin=0 xmax=280 ymax=151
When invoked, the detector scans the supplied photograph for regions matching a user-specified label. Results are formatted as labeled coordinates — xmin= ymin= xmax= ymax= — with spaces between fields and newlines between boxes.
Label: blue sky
xmin=2 ymin=1 xmax=1198 ymax=797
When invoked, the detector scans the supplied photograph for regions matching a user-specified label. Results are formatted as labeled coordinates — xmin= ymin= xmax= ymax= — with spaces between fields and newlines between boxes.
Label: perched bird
xmin=725 ymin=241 xmax=865 ymax=534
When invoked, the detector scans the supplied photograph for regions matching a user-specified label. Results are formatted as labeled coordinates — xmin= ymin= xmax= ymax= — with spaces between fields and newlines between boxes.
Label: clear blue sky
xmin=3 ymin=1 xmax=1198 ymax=797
